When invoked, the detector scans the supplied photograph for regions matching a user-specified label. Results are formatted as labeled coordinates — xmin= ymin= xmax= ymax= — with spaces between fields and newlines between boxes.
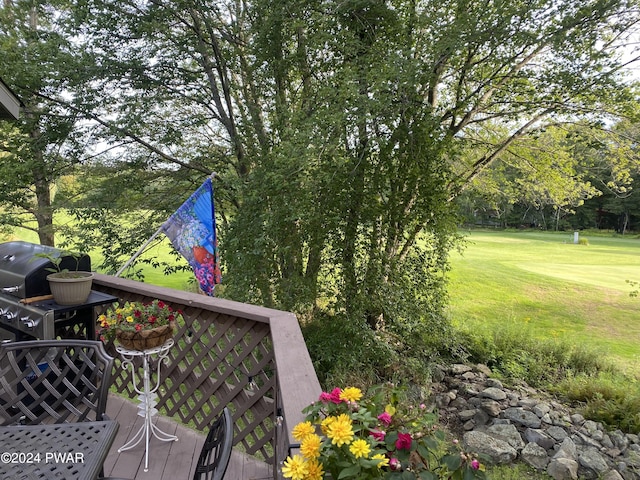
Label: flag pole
xmin=114 ymin=225 xmax=164 ymax=277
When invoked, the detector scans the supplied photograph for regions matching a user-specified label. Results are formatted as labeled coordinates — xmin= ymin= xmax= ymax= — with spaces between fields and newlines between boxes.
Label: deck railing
xmin=92 ymin=273 xmax=321 ymax=479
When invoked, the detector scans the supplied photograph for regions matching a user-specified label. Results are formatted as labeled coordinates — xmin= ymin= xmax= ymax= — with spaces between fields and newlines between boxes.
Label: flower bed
xmin=282 ymin=385 xmax=487 ymax=480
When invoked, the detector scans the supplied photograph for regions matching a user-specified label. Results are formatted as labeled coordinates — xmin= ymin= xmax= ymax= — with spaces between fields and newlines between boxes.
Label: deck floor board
xmin=104 ymin=393 xmax=273 ymax=480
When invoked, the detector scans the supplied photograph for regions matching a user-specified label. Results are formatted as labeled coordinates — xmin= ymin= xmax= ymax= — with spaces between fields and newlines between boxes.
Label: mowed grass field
xmin=447 ymin=230 xmax=640 ymax=373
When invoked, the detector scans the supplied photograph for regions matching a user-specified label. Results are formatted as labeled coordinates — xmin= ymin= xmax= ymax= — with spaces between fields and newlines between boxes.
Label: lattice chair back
xmin=0 ymin=340 xmax=114 ymax=425
xmin=194 ymin=406 xmax=234 ymax=480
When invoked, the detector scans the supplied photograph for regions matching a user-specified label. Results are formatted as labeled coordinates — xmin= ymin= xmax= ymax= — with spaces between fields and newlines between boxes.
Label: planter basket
xmin=116 ymin=323 xmax=175 ymax=351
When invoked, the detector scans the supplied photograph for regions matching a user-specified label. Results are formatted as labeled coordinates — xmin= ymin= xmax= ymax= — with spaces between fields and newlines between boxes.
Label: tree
xmin=0 ymin=0 xmax=90 ymax=246
xmin=3 ymin=1 xmax=639 ymax=373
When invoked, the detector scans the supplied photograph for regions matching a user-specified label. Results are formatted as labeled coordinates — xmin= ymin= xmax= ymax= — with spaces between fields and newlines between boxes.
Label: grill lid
xmin=0 ymin=241 xmax=91 ymax=298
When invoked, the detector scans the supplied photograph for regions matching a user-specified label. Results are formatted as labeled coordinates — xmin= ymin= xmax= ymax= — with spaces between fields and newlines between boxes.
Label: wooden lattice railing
xmin=92 ymin=273 xmax=321 ymax=478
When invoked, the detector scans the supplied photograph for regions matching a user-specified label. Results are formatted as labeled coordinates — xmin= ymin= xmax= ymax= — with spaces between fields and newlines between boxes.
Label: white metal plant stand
xmin=116 ymin=338 xmax=178 ymax=472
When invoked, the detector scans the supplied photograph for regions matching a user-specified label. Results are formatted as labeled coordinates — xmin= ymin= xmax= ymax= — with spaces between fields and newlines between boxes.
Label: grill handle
xmin=1 ymin=286 xmax=21 ymax=294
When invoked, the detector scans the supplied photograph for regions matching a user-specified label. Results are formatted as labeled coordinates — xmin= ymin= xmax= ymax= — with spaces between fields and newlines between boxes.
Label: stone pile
xmin=431 ymin=364 xmax=640 ymax=480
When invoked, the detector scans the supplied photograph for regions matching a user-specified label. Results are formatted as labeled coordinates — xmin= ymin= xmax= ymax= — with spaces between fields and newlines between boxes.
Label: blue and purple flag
xmin=161 ymin=177 xmax=221 ymax=295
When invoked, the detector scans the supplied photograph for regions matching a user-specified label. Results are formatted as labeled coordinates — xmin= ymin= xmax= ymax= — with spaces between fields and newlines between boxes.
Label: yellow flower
xmin=305 ymin=458 xmax=324 ymax=480
xmin=349 ymin=439 xmax=370 ymax=458
xmin=339 ymin=387 xmax=362 ymax=403
xmin=327 ymin=414 xmax=353 ymax=447
xmin=126 ymin=315 xmax=134 ymax=323
xmin=292 ymin=421 xmax=315 ymax=441
xmin=385 ymin=404 xmax=396 ymax=416
xmin=372 ymin=453 xmax=390 ymax=468
xmin=300 ymin=433 xmax=322 ymax=459
xmin=282 ymin=455 xmax=308 ymax=480
xmin=321 ymin=416 xmax=335 ymax=435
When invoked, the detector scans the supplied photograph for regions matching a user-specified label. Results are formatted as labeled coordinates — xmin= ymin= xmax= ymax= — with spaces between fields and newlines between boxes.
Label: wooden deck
xmin=103 ymin=393 xmax=274 ymax=480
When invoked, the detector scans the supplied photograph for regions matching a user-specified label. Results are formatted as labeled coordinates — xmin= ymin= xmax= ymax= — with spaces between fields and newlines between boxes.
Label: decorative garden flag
xmin=161 ymin=177 xmax=221 ymax=295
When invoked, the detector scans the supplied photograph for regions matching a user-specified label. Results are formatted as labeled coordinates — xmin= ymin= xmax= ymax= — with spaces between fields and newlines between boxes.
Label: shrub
xmin=555 ymin=373 xmax=640 ymax=432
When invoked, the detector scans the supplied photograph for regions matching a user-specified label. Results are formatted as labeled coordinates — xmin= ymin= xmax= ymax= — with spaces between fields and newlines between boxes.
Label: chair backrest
xmin=194 ymin=407 xmax=234 ymax=480
xmin=0 ymin=340 xmax=114 ymax=425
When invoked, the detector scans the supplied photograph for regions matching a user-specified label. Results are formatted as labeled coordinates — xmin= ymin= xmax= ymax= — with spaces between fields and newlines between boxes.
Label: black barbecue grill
xmin=0 ymin=241 xmax=117 ymax=342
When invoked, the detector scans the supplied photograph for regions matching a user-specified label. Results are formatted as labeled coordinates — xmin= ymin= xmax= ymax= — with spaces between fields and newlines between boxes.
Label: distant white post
xmin=574 ymin=232 xmax=579 ymax=244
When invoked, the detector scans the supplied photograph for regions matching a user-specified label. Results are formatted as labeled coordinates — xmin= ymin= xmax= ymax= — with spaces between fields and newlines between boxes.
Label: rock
xmin=602 ymin=470 xmax=624 ymax=480
xmin=485 ymin=377 xmax=502 ymax=388
xmin=548 ymin=458 xmax=579 ymax=480
xmin=473 ymin=408 xmax=490 ymax=427
xmin=547 ymin=425 xmax=569 ymax=442
xmin=522 ymin=442 xmax=550 ymax=470
xmin=579 ymin=447 xmax=610 ymax=477
xmin=503 ymin=407 xmax=542 ymax=428
xmin=525 ymin=428 xmax=556 ymax=450
xmin=463 ymin=430 xmax=518 ymax=464
xmin=487 ymin=423 xmax=526 ymax=450
xmin=519 ymin=398 xmax=539 ymax=408
xmin=432 ymin=363 xmax=639 ymax=479
xmin=450 ymin=364 xmax=473 ymax=374
xmin=533 ymin=402 xmax=551 ymax=417
xmin=610 ymin=430 xmax=629 ymax=451
xmin=481 ymin=399 xmax=502 ymax=417
xmin=475 ymin=364 xmax=492 ymax=376
xmin=554 ymin=438 xmax=578 ymax=461
xmin=480 ymin=387 xmax=507 ymax=401
xmin=571 ymin=413 xmax=585 ymax=425
xmin=459 ymin=409 xmax=477 ymax=421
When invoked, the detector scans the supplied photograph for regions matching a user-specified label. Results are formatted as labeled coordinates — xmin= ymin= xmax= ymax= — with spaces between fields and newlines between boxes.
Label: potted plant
xmin=34 ymin=250 xmax=94 ymax=305
xmin=97 ymin=299 xmax=183 ymax=351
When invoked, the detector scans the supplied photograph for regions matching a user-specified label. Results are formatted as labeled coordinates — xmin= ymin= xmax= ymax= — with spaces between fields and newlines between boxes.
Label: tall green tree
xmin=0 ymin=0 xmax=84 ymax=245
xmin=4 ymin=1 xmax=640 ymax=357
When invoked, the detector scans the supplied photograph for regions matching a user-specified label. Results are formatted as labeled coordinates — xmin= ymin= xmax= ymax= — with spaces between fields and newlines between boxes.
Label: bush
xmin=555 ymin=373 xmax=640 ymax=432
xmin=301 ymin=313 xmax=392 ymax=388
xmin=301 ymin=312 xmax=435 ymax=390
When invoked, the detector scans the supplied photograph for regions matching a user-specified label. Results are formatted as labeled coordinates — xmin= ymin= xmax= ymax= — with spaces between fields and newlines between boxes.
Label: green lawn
xmin=447 ymin=230 xmax=640 ymax=372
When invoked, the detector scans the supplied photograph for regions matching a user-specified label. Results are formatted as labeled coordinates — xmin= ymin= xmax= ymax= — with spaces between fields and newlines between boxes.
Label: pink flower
xmin=395 ymin=432 xmax=412 ymax=450
xmin=319 ymin=392 xmax=332 ymax=403
xmin=377 ymin=412 xmax=392 ymax=426
xmin=329 ymin=387 xmax=342 ymax=404
xmin=389 ymin=458 xmax=401 ymax=471
xmin=319 ymin=387 xmax=343 ymax=404
xmin=370 ymin=429 xmax=386 ymax=441
xmin=471 ymin=459 xmax=480 ymax=470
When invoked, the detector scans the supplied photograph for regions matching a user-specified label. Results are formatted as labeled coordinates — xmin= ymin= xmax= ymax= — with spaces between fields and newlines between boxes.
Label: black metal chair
xmin=99 ymin=406 xmax=234 ymax=480
xmin=0 ymin=339 xmax=114 ymax=425
xmin=193 ymin=407 xmax=234 ymax=480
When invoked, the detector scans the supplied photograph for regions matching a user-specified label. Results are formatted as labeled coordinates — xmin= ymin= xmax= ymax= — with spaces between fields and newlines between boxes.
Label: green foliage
xmin=301 ymin=313 xmax=394 ymax=388
xmin=555 ymin=373 xmax=640 ymax=433
xmin=458 ymin=321 xmax=615 ymax=387
xmin=485 ymin=464 xmax=551 ymax=480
